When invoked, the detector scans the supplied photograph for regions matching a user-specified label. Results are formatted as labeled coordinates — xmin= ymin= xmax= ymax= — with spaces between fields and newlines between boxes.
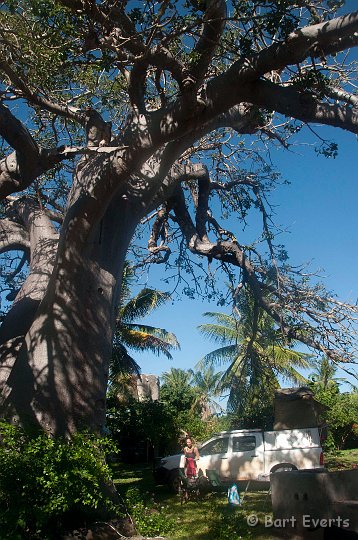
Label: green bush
xmin=125 ymin=487 xmax=175 ymax=537
xmin=0 ymin=421 xmax=121 ymax=539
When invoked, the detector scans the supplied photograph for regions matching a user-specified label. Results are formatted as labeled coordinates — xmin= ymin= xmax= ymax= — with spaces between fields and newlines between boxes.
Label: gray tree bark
xmin=1 ymin=5 xmax=358 ymax=435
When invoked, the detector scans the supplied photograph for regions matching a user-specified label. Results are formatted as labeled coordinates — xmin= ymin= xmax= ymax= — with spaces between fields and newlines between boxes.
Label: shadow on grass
xmin=111 ymin=462 xmax=280 ymax=539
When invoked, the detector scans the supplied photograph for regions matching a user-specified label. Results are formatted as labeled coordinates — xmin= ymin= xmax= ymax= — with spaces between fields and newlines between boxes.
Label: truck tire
xmin=270 ymin=463 xmax=298 ymax=474
xmin=169 ymin=469 xmax=181 ymax=493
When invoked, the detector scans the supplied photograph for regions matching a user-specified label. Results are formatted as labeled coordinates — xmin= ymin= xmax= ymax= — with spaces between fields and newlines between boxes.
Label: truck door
xmin=197 ymin=436 xmax=230 ymax=479
xmin=229 ymin=434 xmax=264 ymax=481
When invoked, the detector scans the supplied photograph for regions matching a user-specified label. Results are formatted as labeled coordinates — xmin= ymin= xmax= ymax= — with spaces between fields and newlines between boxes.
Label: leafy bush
xmin=0 ymin=421 xmax=121 ymax=539
xmin=310 ymin=388 xmax=358 ymax=451
xmin=125 ymin=487 xmax=175 ymax=537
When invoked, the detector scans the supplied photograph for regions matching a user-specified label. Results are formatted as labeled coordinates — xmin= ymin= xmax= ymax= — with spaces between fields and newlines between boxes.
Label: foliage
xmin=125 ymin=487 xmax=175 ymax=537
xmin=308 ymin=360 xmax=358 ymax=450
xmin=189 ymin=366 xmax=223 ymax=419
xmin=227 ymin=381 xmax=276 ymax=431
xmin=160 ymin=368 xmax=197 ymax=413
xmin=106 ymin=394 xmax=181 ymax=457
xmin=0 ymin=0 xmax=358 ymax=441
xmin=0 ymin=421 xmax=121 ymax=539
xmin=312 ymin=387 xmax=358 ymax=451
xmin=198 ymin=287 xmax=310 ymax=413
xmin=176 ymin=410 xmax=231 ymax=444
xmin=325 ymin=449 xmax=358 ymax=471
xmin=160 ymin=367 xmax=230 ymax=443
xmin=107 ymin=365 xmax=231 ymax=459
xmin=308 ymin=356 xmax=347 ymax=391
xmin=111 ymin=263 xmax=180 ymax=382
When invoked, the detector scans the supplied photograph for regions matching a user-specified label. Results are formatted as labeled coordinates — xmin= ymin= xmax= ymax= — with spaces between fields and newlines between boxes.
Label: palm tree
xmin=197 ymin=286 xmax=311 ymax=412
xmin=309 ymin=357 xmax=346 ymax=392
xmin=161 ymin=367 xmax=192 ymax=388
xmin=189 ymin=366 xmax=223 ymax=420
xmin=110 ymin=265 xmax=180 ymax=387
xmin=160 ymin=367 xmax=195 ymax=412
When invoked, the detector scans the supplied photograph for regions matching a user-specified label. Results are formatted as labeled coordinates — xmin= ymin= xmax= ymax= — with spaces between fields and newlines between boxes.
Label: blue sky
xmin=127 ymin=1 xmax=358 ymax=393
xmin=1 ymin=0 xmax=356 ymax=396
xmin=133 ymin=123 xmax=357 ymax=392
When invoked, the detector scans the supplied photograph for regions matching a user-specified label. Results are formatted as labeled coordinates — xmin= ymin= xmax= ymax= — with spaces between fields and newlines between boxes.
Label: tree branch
xmin=0 ymin=59 xmax=84 ymax=123
xmin=0 ymin=102 xmax=38 ymax=159
xmin=227 ymin=10 xmax=358 ymax=83
xmin=0 ymin=106 xmax=113 ymax=199
xmin=0 ymin=199 xmax=58 ymax=345
xmin=196 ymin=168 xmax=210 ymax=242
xmin=147 ymin=206 xmax=171 ymax=264
xmin=170 ymin=182 xmax=356 ymax=363
xmin=58 ymin=0 xmax=146 ymax=57
xmin=0 ymin=219 xmax=30 ymax=254
xmin=245 ymin=79 xmax=358 ymax=134
xmin=189 ymin=0 xmax=227 ymax=86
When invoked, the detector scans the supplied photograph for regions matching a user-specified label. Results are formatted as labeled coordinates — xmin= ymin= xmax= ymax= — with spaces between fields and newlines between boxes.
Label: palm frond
xmin=196 ymin=344 xmax=239 ymax=369
xmin=218 ymin=354 xmax=247 ymax=391
xmin=118 ymin=327 xmax=176 ymax=358
xmin=119 ymin=288 xmax=171 ymax=323
xmin=198 ymin=323 xmax=237 ymax=344
xmin=269 ymin=346 xmax=311 ymax=369
xmin=110 ymin=342 xmax=141 ymax=382
xmin=127 ymin=323 xmax=180 ymax=349
xmin=276 ymin=364 xmax=308 ymax=385
xmin=161 ymin=367 xmax=192 ymax=387
xmin=119 ymin=262 xmax=135 ymax=306
xmin=202 ymin=312 xmax=238 ymax=329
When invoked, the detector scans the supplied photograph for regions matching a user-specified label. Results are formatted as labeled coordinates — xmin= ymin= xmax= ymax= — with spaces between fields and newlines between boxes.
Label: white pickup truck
xmin=154 ymin=427 xmax=324 ymax=490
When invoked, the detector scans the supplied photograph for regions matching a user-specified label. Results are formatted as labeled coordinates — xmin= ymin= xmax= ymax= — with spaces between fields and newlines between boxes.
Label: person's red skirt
xmin=185 ymin=457 xmax=196 ymax=477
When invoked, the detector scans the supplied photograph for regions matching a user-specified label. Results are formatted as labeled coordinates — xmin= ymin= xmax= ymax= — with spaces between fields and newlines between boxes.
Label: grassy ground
xmin=111 ymin=463 xmax=278 ymax=539
xmin=110 ymin=449 xmax=357 ymax=539
xmin=325 ymin=448 xmax=358 ymax=471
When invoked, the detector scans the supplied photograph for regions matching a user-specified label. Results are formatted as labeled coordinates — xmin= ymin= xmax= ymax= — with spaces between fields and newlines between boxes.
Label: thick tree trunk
xmin=0 ymin=194 xmax=143 ymax=435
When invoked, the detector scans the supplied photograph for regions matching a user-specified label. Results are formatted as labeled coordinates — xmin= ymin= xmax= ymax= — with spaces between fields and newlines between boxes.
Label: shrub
xmin=0 ymin=421 xmax=121 ymax=539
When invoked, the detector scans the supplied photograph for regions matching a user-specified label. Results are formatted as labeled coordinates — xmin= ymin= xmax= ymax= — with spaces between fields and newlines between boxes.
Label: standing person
xmin=183 ymin=437 xmax=200 ymax=478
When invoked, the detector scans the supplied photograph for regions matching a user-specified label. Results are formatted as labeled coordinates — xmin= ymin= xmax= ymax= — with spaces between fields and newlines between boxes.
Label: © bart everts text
xmin=247 ymin=514 xmax=350 ymax=529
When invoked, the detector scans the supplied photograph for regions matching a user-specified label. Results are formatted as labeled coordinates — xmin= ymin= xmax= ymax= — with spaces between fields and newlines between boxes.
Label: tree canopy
xmin=0 ymin=0 xmax=357 ymax=434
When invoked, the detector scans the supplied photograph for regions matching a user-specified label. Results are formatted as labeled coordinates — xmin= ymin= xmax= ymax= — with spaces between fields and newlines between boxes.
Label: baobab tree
xmin=0 ymin=0 xmax=357 ymax=435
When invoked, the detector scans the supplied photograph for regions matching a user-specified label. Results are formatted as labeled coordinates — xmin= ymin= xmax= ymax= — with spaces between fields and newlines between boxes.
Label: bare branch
xmin=196 ymin=167 xmax=210 ymax=242
xmin=147 ymin=206 xmax=171 ymax=264
xmin=0 ymin=218 xmax=30 ymax=254
xmin=326 ymin=86 xmax=358 ymax=108
xmin=0 ymin=102 xmax=38 ymax=159
xmin=189 ymin=0 xmax=227 ymax=86
xmin=170 ymin=179 xmax=356 ymax=364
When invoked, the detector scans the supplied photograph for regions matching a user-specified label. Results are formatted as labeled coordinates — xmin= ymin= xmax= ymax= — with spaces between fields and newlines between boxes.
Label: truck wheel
xmin=270 ymin=463 xmax=298 ymax=474
xmin=169 ymin=470 xmax=181 ymax=493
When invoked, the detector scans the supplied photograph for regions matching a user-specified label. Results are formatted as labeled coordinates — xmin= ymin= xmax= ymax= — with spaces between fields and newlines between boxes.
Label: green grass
xmin=110 ymin=449 xmax=357 ymax=539
xmin=325 ymin=448 xmax=358 ymax=471
xmin=110 ymin=463 xmax=278 ymax=539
